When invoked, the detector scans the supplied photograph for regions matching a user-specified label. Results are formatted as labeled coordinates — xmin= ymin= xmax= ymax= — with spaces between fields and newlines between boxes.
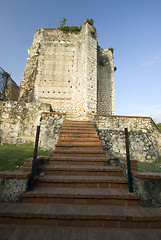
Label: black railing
xmin=28 ymin=126 xmax=40 ymax=191
xmin=125 ymin=128 xmax=133 ymax=193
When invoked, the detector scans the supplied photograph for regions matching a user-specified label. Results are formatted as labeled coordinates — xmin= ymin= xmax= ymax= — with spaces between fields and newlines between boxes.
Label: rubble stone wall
xmin=94 ymin=115 xmax=161 ymax=162
xmin=0 ymin=101 xmax=65 ymax=150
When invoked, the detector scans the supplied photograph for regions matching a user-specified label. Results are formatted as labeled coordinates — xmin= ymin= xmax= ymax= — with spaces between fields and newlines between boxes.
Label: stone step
xmin=38 ymin=164 xmax=124 ymax=177
xmin=50 ymin=157 xmax=113 ymax=166
xmin=22 ymin=187 xmax=140 ymax=206
xmin=52 ymin=150 xmax=105 ymax=158
xmin=55 ymin=144 xmax=103 ymax=150
xmin=35 ymin=175 xmax=128 ymax=189
xmin=1 ymin=203 xmax=160 ymax=229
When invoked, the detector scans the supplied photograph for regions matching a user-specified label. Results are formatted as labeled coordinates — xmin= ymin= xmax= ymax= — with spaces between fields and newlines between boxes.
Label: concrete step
xmin=1 ymin=203 xmax=161 ymax=229
xmin=52 ymin=150 xmax=105 ymax=158
xmin=35 ymin=175 xmax=128 ymax=189
xmin=22 ymin=187 xmax=140 ymax=206
xmin=38 ymin=164 xmax=124 ymax=177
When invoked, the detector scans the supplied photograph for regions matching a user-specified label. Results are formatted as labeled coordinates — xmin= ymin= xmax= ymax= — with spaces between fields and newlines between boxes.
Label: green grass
xmin=0 ymin=144 xmax=52 ymax=171
xmin=137 ymin=160 xmax=161 ymax=173
xmin=0 ymin=143 xmax=161 ymax=173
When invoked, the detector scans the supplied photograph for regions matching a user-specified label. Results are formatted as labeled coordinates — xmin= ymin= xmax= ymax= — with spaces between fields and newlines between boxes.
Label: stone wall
xmin=133 ymin=172 xmax=161 ymax=207
xmin=0 ymin=101 xmax=50 ymax=144
xmin=94 ymin=115 xmax=161 ymax=162
xmin=39 ymin=112 xmax=66 ymax=150
xmin=97 ymin=49 xmax=115 ymax=115
xmin=0 ymin=172 xmax=29 ymax=202
xmin=0 ymin=100 xmax=66 ymax=150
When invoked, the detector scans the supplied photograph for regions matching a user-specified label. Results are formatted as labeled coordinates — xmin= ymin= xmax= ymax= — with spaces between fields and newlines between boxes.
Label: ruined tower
xmin=19 ymin=20 xmax=115 ymax=120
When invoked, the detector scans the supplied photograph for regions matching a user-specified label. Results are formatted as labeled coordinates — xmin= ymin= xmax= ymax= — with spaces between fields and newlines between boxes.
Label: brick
xmin=72 ymin=220 xmax=87 ymax=227
xmin=150 ymin=221 xmax=161 ymax=228
xmin=88 ymin=220 xmax=103 ymax=227
xmin=42 ymin=218 xmax=57 ymax=226
xmin=135 ymin=221 xmax=150 ymax=228
xmin=27 ymin=218 xmax=41 ymax=225
xmin=104 ymin=220 xmax=118 ymax=228
xmin=57 ymin=219 xmax=71 ymax=226
xmin=120 ymin=221 xmax=135 ymax=228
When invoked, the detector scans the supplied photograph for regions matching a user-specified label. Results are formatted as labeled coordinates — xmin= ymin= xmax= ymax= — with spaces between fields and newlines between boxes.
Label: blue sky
xmin=0 ymin=0 xmax=161 ymax=122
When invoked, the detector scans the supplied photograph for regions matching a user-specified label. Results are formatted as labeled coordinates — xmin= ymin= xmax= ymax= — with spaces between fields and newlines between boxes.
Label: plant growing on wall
xmin=58 ymin=18 xmax=96 ymax=35
xmin=85 ymin=18 xmax=94 ymax=26
xmin=58 ymin=18 xmax=67 ymax=27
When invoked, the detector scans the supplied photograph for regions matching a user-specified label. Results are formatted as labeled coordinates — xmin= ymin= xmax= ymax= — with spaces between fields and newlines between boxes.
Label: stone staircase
xmin=0 ymin=120 xmax=161 ymax=239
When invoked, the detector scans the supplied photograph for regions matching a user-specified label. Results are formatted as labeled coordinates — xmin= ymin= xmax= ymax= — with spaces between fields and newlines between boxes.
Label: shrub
xmin=85 ymin=18 xmax=94 ymax=26
xmin=58 ymin=26 xmax=81 ymax=34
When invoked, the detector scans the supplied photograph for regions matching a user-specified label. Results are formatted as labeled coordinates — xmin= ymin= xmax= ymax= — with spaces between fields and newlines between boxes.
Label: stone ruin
xmin=19 ymin=20 xmax=115 ymax=120
xmin=0 ymin=20 xmax=161 ymax=162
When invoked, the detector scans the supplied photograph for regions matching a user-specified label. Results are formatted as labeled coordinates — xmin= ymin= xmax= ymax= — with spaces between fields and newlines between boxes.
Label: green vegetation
xmin=1 ymin=143 xmax=161 ymax=173
xmin=58 ymin=18 xmax=67 ymax=27
xmin=137 ymin=160 xmax=161 ymax=173
xmin=114 ymin=66 xmax=117 ymax=71
xmin=0 ymin=144 xmax=52 ymax=171
xmin=58 ymin=18 xmax=96 ymax=35
xmin=156 ymin=123 xmax=161 ymax=131
xmin=58 ymin=25 xmax=81 ymax=34
xmin=85 ymin=18 xmax=94 ymax=26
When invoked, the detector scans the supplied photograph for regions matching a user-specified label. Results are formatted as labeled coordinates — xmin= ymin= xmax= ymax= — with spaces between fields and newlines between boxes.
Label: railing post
xmin=28 ymin=126 xmax=40 ymax=191
xmin=125 ymin=128 xmax=133 ymax=193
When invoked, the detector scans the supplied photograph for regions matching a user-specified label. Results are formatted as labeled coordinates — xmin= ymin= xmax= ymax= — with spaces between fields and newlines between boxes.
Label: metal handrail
xmin=28 ymin=126 xmax=40 ymax=191
xmin=125 ymin=128 xmax=133 ymax=193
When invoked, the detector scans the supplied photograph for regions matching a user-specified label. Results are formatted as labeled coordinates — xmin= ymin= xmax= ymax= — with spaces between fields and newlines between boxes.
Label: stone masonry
xmin=94 ymin=115 xmax=161 ymax=162
xmin=19 ymin=21 xmax=115 ymax=120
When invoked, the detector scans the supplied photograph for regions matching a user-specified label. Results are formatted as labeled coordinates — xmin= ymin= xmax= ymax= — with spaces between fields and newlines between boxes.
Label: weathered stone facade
xmin=0 ymin=100 xmax=65 ymax=150
xmin=19 ymin=21 xmax=115 ymax=120
xmin=94 ymin=115 xmax=161 ymax=162
xmin=97 ymin=49 xmax=115 ymax=115
xmin=0 ymin=100 xmax=51 ymax=144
